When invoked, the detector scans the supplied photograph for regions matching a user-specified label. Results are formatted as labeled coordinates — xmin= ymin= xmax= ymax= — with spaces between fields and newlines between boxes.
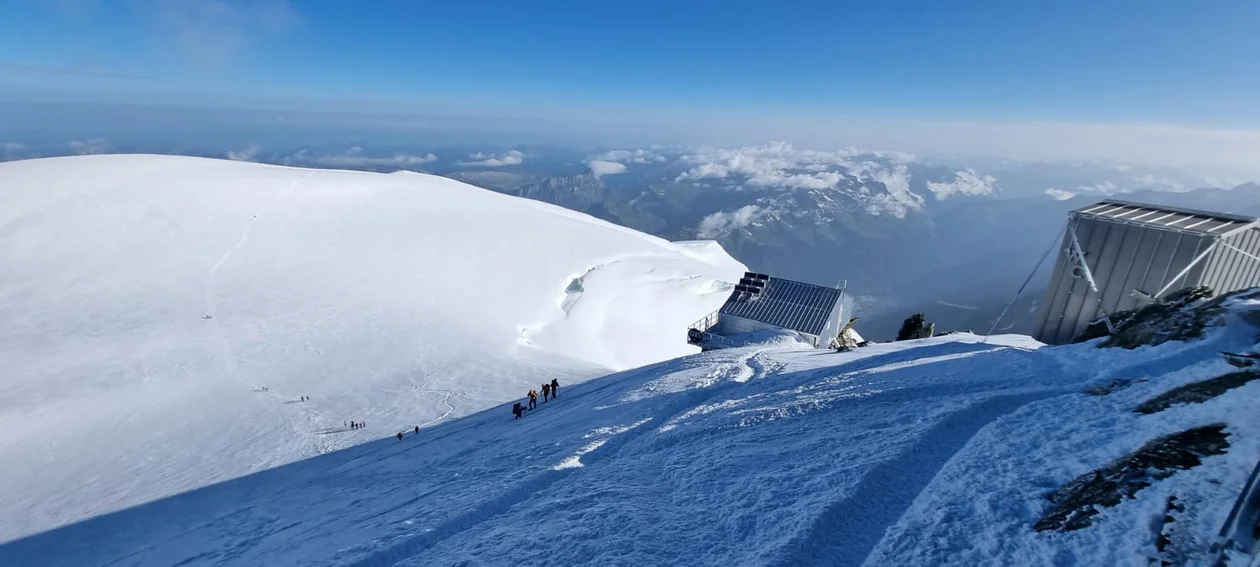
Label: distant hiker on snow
xmin=550 ymin=378 xmax=559 ymax=398
xmin=414 ymin=426 xmax=420 ymax=434
xmin=396 ymin=432 xmax=404 ymax=441
xmin=542 ymin=383 xmax=551 ymax=403
xmin=512 ymin=402 xmax=523 ymax=420
xmin=527 ymin=389 xmax=538 ymax=410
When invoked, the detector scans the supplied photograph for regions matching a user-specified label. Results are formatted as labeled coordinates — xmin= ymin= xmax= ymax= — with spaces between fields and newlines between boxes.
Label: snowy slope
xmin=5 ymin=290 xmax=1257 ymax=567
xmin=0 ymin=155 xmax=743 ymax=543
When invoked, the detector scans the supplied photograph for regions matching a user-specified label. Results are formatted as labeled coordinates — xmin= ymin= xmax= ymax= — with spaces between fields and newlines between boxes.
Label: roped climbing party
xmin=513 ymin=379 xmax=560 ymax=420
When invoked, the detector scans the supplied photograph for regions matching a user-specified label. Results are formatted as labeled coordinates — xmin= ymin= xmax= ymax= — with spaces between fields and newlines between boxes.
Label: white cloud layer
xmin=1045 ymin=189 xmax=1077 ymax=200
xmin=68 ymin=139 xmax=108 ymax=155
xmin=925 ymin=169 xmax=997 ymax=199
xmin=673 ymin=142 xmax=963 ymax=217
xmin=283 ymin=147 xmax=438 ymax=168
xmin=697 ymin=205 xmax=767 ymax=238
xmin=227 ymin=143 xmax=261 ymax=161
xmin=676 ymin=142 xmax=867 ymax=190
xmin=593 ymin=148 xmax=667 ymax=164
xmin=587 ymin=160 xmax=627 ymax=177
xmin=461 ymin=149 xmax=523 ymax=167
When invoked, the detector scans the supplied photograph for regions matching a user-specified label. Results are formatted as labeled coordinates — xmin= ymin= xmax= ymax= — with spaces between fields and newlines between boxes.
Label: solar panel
xmin=719 ymin=277 xmax=842 ymax=336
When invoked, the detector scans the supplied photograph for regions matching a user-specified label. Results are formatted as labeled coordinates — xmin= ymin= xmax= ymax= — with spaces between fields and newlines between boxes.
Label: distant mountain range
xmin=443 ymin=144 xmax=1260 ymax=339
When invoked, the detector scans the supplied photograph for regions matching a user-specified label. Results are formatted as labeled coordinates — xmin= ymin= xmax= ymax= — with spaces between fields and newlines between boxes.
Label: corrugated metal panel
xmin=718 ymin=277 xmax=839 ymax=336
xmin=1209 ymin=227 xmax=1260 ymax=294
xmin=1139 ymin=231 xmax=1186 ymax=298
xmin=1052 ymin=217 xmax=1109 ymax=343
xmin=1071 ymin=218 xmax=1129 ymax=340
xmin=1093 ymin=224 xmax=1145 ymax=323
xmin=1118 ymin=224 xmax=1154 ymax=312
xmin=1154 ymin=235 xmax=1210 ymax=295
xmin=715 ymin=314 xmax=780 ymax=337
xmin=1237 ymin=229 xmax=1260 ymax=290
xmin=1037 ymin=225 xmax=1085 ymax=343
xmin=1033 ymin=231 xmax=1073 ymax=341
xmin=1037 ymin=200 xmax=1260 ymax=344
xmin=817 ymin=292 xmax=854 ymax=347
xmin=1074 ymin=199 xmax=1257 ymax=236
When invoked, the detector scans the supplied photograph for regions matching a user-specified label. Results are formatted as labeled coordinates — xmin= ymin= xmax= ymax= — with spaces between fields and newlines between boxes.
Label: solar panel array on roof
xmin=719 ymin=276 xmax=841 ymax=336
xmin=1074 ymin=200 xmax=1257 ymax=236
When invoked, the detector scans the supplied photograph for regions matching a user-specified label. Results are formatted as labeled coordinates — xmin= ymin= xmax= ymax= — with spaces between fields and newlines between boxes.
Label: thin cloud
xmin=68 ymin=139 xmax=108 ymax=155
xmin=226 ymin=143 xmax=261 ymax=161
xmin=149 ymin=0 xmax=300 ymax=69
xmin=697 ymin=205 xmax=768 ymax=238
xmin=283 ymin=147 xmax=438 ymax=168
xmin=592 ymin=148 xmax=667 ymax=164
xmin=0 ymin=62 xmax=153 ymax=80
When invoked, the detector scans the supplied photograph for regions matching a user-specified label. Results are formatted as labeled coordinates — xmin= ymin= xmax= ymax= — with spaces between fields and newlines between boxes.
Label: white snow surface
xmin=0 ymin=155 xmax=744 ymax=544
xmin=5 ymin=298 xmax=1259 ymax=566
xmin=3 ymin=156 xmax=1259 ymax=567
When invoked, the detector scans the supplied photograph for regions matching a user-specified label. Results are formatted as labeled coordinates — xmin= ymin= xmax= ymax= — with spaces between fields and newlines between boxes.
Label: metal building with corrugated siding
xmin=687 ymin=272 xmax=854 ymax=350
xmin=1034 ymin=199 xmax=1260 ymax=344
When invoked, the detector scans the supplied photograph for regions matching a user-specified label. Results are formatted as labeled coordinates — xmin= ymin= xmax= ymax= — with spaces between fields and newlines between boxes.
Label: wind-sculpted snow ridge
xmin=0 ymin=155 xmax=743 ymax=544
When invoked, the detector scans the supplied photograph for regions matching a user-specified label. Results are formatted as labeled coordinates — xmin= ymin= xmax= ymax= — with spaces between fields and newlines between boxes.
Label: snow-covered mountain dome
xmin=0 ymin=154 xmax=743 ymax=541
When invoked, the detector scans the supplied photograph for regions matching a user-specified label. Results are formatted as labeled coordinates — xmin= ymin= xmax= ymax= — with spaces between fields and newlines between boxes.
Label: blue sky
xmin=1 ymin=0 xmax=1259 ymax=164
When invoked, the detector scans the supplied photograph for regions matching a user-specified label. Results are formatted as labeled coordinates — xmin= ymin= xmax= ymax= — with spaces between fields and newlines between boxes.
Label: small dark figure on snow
xmin=415 ymin=426 xmax=420 ymax=434
xmin=550 ymin=378 xmax=559 ymax=398
xmin=512 ymin=402 xmax=523 ymax=420
xmin=527 ymin=389 xmax=538 ymax=410
xmin=542 ymin=383 xmax=551 ymax=402
xmin=397 ymin=432 xmax=404 ymax=441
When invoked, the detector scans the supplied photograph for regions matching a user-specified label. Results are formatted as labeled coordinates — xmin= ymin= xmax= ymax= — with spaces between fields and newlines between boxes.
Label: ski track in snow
xmin=205 ymin=214 xmax=258 ymax=391
xmin=773 ymin=388 xmax=1070 ymax=566
xmin=201 ymin=173 xmax=347 ymax=455
xmin=341 ymin=348 xmax=778 ymax=567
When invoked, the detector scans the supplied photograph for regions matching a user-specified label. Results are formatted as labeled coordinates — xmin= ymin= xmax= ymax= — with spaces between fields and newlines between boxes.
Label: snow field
xmin=0 ymin=155 xmax=743 ymax=543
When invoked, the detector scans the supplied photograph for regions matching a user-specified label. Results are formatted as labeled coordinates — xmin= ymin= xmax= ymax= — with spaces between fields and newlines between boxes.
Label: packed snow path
xmin=0 ymin=331 xmax=1196 ymax=567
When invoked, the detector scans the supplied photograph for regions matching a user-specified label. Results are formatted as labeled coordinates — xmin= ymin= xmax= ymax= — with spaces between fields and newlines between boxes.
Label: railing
xmin=688 ymin=310 xmax=720 ymax=333
xmin=695 ymin=331 xmax=750 ymax=351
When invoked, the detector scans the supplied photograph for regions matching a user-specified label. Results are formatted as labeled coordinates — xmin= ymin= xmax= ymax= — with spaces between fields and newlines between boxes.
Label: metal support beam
xmin=1154 ymin=242 xmax=1218 ymax=299
xmin=1068 ymin=221 xmax=1100 ymax=293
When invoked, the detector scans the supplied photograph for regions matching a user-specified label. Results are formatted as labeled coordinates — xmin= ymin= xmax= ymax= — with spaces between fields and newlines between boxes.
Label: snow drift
xmin=0 ymin=155 xmax=743 ymax=543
